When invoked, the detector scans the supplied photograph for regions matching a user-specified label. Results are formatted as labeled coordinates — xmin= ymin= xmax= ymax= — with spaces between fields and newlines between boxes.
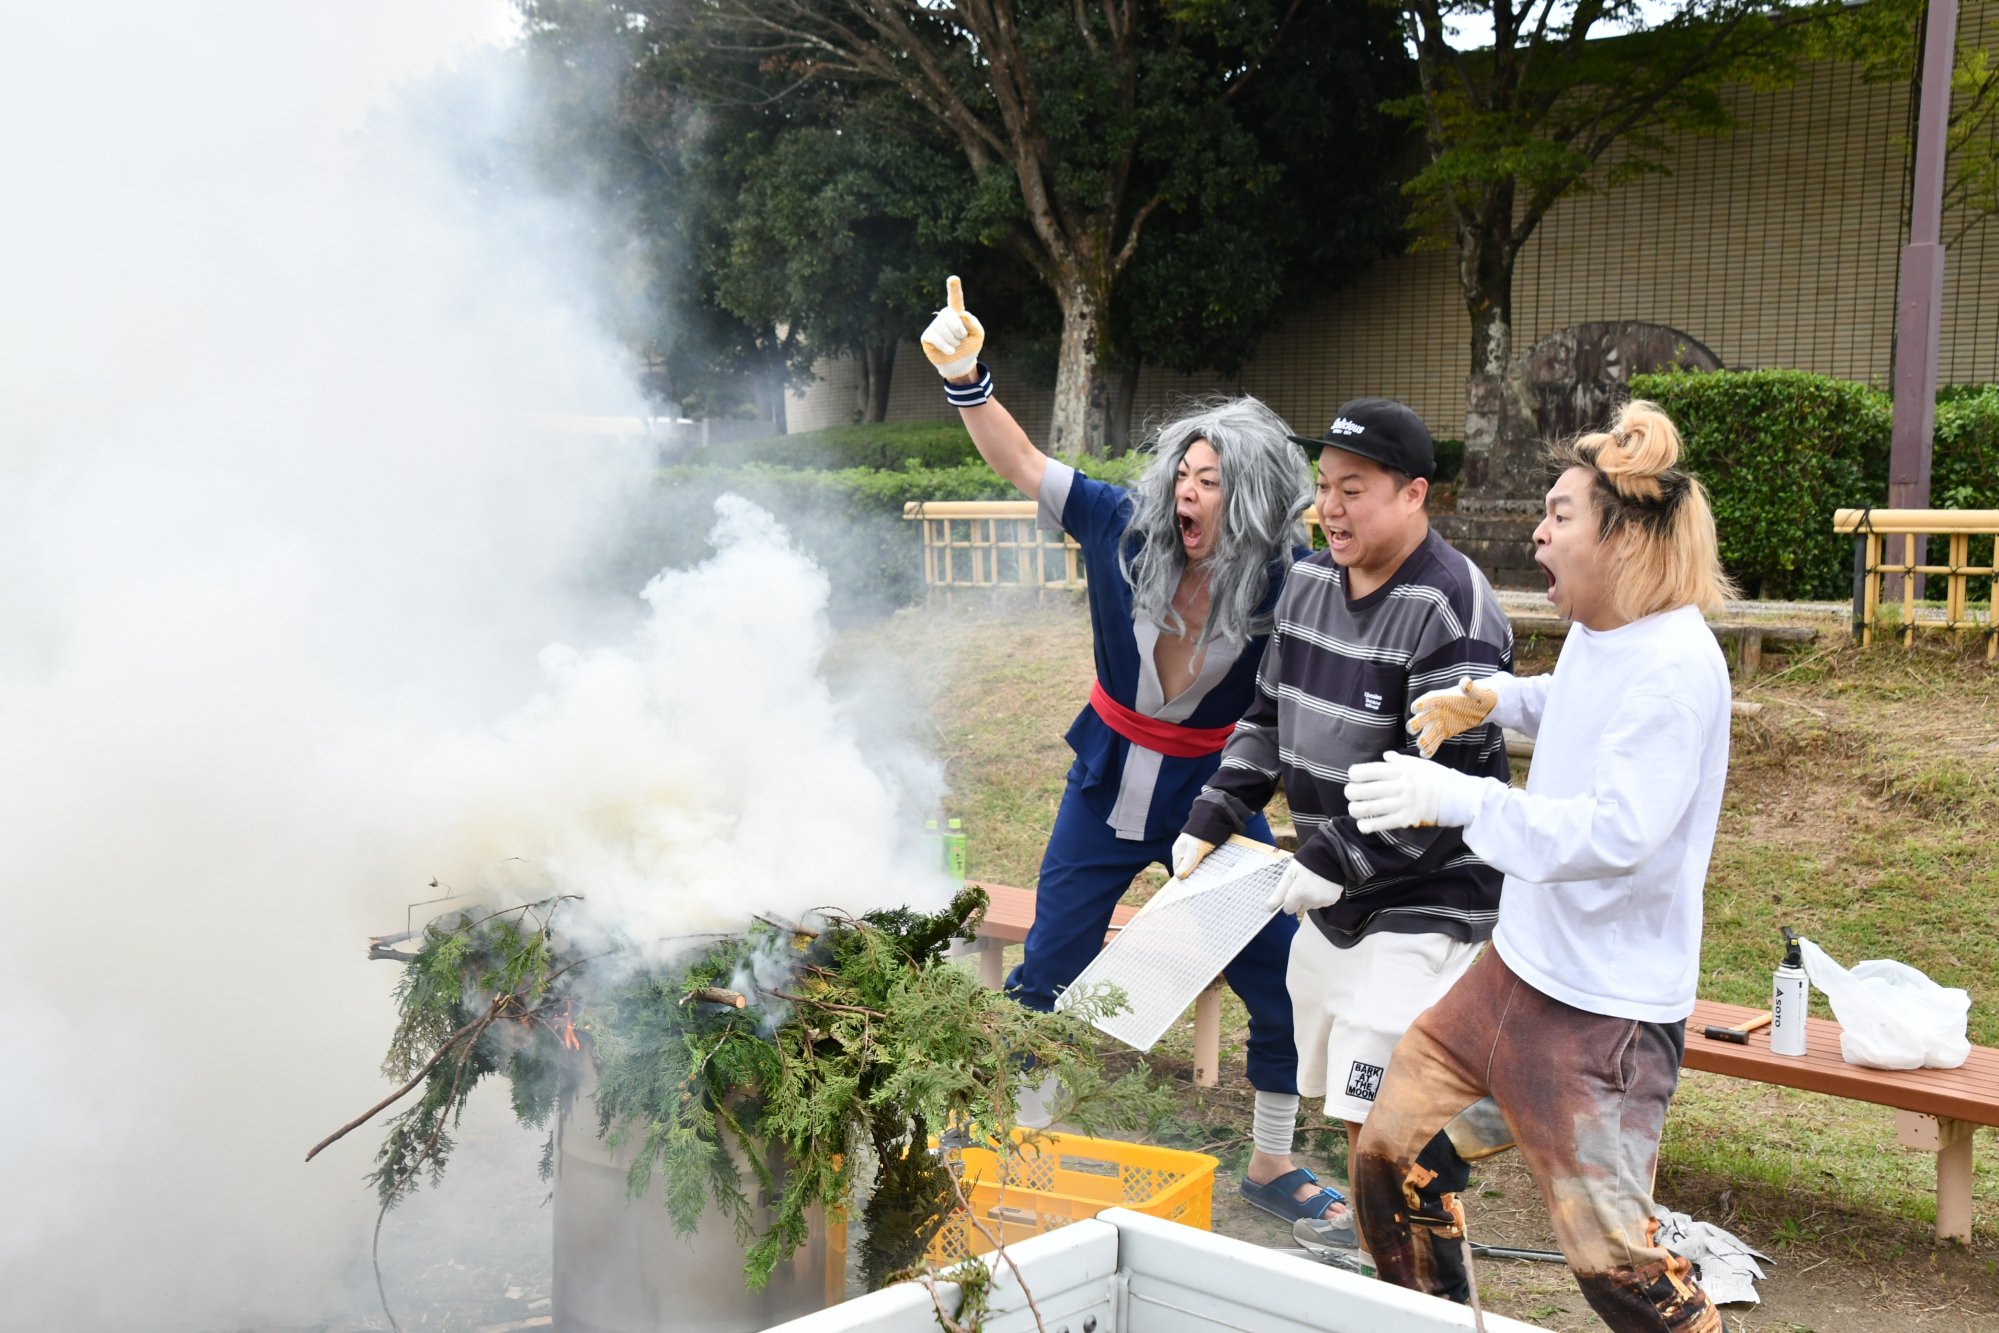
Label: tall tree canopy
xmin=1838 ymin=0 xmax=1999 ymax=245
xmin=1111 ymin=14 xmax=1412 ymax=441
xmin=515 ymin=0 xmax=795 ymax=420
xmin=1386 ymin=0 xmax=1847 ymax=495
xmin=669 ymin=0 xmax=1411 ymax=454
xmin=715 ymin=102 xmax=981 ymax=421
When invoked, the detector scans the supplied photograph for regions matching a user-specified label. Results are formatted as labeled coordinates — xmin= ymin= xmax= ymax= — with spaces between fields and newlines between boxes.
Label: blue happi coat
xmin=1007 ymin=460 xmax=1305 ymax=1092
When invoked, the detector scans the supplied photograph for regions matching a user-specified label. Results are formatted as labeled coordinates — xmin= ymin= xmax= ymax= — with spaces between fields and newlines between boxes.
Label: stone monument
xmin=1436 ymin=321 xmax=1722 ymax=588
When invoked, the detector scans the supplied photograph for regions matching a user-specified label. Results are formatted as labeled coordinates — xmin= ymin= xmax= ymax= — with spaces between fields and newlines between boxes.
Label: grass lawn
xmin=833 ymin=594 xmax=1999 ymax=1329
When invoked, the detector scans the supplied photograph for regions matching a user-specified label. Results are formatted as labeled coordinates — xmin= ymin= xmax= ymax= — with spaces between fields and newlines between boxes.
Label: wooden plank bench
xmin=1684 ymin=998 xmax=1997 ymax=1245
xmin=967 ymin=890 xmax=1994 ymax=1243
xmin=965 ymin=881 xmax=1231 ymax=1089
xmin=1510 ymin=614 xmax=1818 ymax=677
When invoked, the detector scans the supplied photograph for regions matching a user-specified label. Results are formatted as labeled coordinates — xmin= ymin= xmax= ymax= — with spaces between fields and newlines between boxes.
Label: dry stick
xmin=767 ymin=988 xmax=887 ymax=1019
xmin=1452 ymin=1198 xmax=1488 ymax=1333
xmin=755 ymin=911 xmax=820 ymax=939
xmin=542 ymin=948 xmax=617 ymax=991
xmin=946 ymin=1151 xmax=1047 ymax=1333
xmin=304 ymin=1004 xmax=500 ymax=1162
xmin=683 ymin=986 xmax=748 ymax=1009
xmin=370 ymin=1003 xmax=504 ymax=1333
xmin=917 ymin=1272 xmax=973 ymax=1333
xmin=450 ymin=894 xmax=584 ymax=940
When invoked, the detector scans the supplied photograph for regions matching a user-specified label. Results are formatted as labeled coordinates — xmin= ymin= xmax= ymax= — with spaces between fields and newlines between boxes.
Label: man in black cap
xmin=1173 ymin=398 xmax=1513 ymax=1293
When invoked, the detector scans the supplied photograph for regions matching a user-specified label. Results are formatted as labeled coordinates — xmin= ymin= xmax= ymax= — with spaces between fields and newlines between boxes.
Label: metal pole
xmin=1887 ymin=0 xmax=1961 ymax=598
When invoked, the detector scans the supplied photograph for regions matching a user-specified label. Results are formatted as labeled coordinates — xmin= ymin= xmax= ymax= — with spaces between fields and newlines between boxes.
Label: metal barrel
xmin=553 ymin=1063 xmax=834 ymax=1332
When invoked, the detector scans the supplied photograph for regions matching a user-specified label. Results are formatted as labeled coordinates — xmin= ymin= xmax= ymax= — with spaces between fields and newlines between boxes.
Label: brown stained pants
xmin=1352 ymin=949 xmax=1721 ymax=1333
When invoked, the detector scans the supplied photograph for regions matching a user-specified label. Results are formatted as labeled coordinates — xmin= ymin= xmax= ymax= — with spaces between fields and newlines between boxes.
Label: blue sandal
xmin=1239 ymin=1167 xmax=1347 ymax=1224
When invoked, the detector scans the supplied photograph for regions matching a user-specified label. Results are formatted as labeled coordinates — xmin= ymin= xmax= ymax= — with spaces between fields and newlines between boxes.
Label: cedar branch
xmin=304 ymin=999 xmax=504 ymax=1162
xmin=768 ymin=988 xmax=887 ymax=1019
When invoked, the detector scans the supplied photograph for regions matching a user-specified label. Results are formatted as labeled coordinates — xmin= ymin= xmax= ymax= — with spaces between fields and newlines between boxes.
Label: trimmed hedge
xmin=1934 ymin=385 xmax=1999 ymax=509
xmin=1933 ymin=386 xmax=1999 ymax=584
xmin=682 ymin=421 xmax=983 ymax=473
xmin=1632 ymin=370 xmax=1999 ymax=600
xmin=1631 ymin=370 xmax=1890 ymax=600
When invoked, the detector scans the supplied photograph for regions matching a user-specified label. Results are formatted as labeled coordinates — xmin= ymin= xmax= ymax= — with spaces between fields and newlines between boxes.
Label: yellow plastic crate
xmin=926 ymin=1130 xmax=1218 ymax=1263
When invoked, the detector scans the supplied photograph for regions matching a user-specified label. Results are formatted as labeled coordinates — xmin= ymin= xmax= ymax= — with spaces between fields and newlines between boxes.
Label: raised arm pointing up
xmin=921 ymin=275 xmax=1047 ymax=501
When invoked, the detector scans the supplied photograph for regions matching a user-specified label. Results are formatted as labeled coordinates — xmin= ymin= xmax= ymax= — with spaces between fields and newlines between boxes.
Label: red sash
xmin=1088 ymin=680 xmax=1236 ymax=758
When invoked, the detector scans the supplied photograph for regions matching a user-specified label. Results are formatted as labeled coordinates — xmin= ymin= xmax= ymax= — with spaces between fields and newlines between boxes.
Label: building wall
xmin=787 ymin=9 xmax=1999 ymax=445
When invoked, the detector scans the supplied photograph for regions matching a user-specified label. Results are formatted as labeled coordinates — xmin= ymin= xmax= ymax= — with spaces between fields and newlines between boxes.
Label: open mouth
xmin=1179 ymin=513 xmax=1205 ymax=550
xmin=1324 ymin=525 xmax=1353 ymax=552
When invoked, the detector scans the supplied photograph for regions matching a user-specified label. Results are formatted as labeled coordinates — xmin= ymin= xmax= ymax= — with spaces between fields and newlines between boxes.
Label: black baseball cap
xmin=1289 ymin=398 xmax=1436 ymax=481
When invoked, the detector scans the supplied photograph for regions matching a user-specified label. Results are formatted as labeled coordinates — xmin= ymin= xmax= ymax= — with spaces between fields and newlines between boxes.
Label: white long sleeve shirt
xmin=1437 ymin=605 xmax=1732 ymax=1022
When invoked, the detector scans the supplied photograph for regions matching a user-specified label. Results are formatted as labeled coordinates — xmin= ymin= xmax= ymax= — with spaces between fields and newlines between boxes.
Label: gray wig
xmin=1118 ymin=395 xmax=1311 ymax=651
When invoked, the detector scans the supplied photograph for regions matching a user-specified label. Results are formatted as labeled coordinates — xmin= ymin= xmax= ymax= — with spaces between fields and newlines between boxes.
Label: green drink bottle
xmin=943 ymin=818 xmax=967 ymax=882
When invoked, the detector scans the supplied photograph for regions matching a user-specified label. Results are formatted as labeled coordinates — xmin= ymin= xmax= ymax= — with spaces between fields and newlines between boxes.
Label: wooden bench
xmin=1510 ymin=614 xmax=1818 ymax=677
xmin=967 ymin=889 xmax=1994 ymax=1243
xmin=1683 ymin=998 xmax=1997 ymax=1245
xmin=965 ymin=881 xmax=1231 ymax=1089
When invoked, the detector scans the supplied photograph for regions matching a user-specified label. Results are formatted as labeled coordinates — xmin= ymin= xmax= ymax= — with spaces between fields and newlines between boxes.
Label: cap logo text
xmin=1328 ymin=418 xmax=1365 ymax=435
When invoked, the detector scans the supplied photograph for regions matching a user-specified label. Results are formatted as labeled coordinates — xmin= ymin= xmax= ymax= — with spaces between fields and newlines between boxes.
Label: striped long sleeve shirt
xmin=1183 ymin=530 xmax=1513 ymax=948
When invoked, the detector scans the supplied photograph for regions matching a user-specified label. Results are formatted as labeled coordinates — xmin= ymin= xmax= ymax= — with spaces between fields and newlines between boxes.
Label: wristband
xmin=944 ymin=363 xmax=994 ymax=408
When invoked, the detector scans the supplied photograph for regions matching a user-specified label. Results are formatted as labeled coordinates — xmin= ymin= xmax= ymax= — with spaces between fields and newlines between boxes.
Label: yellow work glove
xmin=1406 ymin=673 xmax=1509 ymax=758
xmin=920 ymin=275 xmax=986 ymax=380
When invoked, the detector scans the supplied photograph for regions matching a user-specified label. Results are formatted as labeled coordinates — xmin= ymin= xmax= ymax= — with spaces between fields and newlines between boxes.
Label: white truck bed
xmin=764 ymin=1207 xmax=1540 ymax=1333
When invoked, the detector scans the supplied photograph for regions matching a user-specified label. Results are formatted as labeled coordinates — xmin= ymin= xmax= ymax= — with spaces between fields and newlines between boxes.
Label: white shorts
xmin=1289 ymin=924 xmax=1484 ymax=1125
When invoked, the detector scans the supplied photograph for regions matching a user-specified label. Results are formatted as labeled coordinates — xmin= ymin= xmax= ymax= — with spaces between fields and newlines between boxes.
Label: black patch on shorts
xmin=1345 ymin=1060 xmax=1385 ymax=1102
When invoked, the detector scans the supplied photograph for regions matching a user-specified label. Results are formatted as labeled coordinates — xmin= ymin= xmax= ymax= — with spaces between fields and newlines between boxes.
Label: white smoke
xmin=418 ymin=495 xmax=948 ymax=959
xmin=0 ymin=5 xmax=947 ymax=1329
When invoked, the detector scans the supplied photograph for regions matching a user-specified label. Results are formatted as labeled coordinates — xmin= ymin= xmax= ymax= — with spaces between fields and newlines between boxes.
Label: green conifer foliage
xmin=322 ymin=885 xmax=1167 ymax=1306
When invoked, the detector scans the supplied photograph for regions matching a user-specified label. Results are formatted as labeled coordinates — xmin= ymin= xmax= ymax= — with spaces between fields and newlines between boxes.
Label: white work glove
xmin=1170 ymin=832 xmax=1216 ymax=879
xmin=920 ymin=275 xmax=986 ymax=380
xmin=1344 ymin=750 xmax=1471 ymax=834
xmin=1407 ymin=672 xmax=1513 ymax=758
xmin=1265 ymin=858 xmax=1344 ymax=914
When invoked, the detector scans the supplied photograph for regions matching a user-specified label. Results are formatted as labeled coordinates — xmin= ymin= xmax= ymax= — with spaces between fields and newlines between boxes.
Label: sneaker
xmin=1292 ymin=1216 xmax=1375 ymax=1276
xmin=1293 ymin=1214 xmax=1360 ymax=1253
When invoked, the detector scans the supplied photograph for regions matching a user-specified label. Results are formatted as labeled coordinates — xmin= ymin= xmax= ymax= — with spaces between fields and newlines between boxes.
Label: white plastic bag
xmin=1797 ymin=937 xmax=1971 ymax=1070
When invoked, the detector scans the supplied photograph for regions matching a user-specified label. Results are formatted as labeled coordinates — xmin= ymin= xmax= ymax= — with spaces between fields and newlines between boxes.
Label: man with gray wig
xmin=921 ymin=277 xmax=1339 ymax=1223
xmin=1120 ymin=398 xmax=1313 ymax=654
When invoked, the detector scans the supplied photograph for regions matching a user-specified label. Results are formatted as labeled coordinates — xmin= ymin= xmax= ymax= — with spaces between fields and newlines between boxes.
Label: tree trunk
xmin=1457 ymin=213 xmax=1536 ymax=509
xmin=1048 ymin=283 xmax=1115 ymax=457
xmin=763 ymin=372 xmax=789 ymax=434
xmin=856 ymin=339 xmax=894 ymax=423
xmin=761 ymin=325 xmax=792 ymax=434
xmin=1105 ymin=359 xmax=1140 ymax=457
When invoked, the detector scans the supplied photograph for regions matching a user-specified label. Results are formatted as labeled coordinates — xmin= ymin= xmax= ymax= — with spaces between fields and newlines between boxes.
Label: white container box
xmin=762 ymin=1207 xmax=1540 ymax=1333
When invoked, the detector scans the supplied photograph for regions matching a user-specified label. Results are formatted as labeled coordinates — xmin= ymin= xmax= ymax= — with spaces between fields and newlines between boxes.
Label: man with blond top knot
xmin=1342 ymin=399 xmax=1734 ymax=1332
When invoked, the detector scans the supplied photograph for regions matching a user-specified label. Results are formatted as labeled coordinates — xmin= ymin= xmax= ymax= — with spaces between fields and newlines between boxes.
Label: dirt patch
xmin=1168 ymin=1058 xmax=1999 ymax=1331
